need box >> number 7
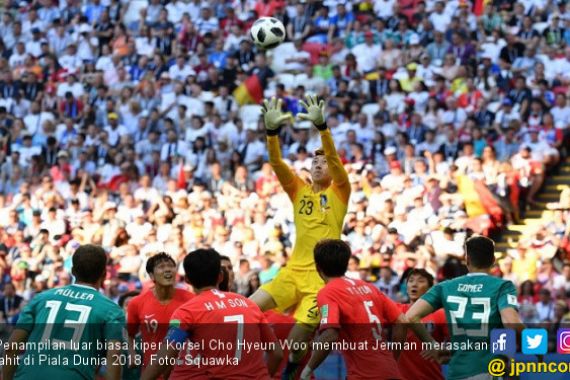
[224,314,244,361]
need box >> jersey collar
[466,273,488,276]
[71,283,97,290]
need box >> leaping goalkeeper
[250,95,350,379]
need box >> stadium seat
[361,103,380,124]
[277,73,296,90]
[184,98,206,117]
[293,73,309,88]
[239,104,263,125]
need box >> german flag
[473,0,491,16]
[234,74,264,105]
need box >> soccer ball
[250,17,286,50]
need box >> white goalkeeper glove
[261,97,290,134]
[297,94,326,129]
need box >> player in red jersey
[141,248,283,380]
[397,269,448,380]
[127,253,194,369]
[300,239,407,380]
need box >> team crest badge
[321,305,329,318]
[320,194,328,208]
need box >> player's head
[183,249,223,290]
[119,290,140,314]
[72,244,107,287]
[219,255,234,292]
[406,269,434,302]
[310,149,331,186]
[465,235,495,270]
[314,239,351,281]
[146,252,177,287]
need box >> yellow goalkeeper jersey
[267,129,350,270]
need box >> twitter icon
[522,329,548,355]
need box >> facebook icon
[491,329,516,355]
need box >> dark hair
[406,268,434,288]
[183,249,221,289]
[219,264,230,291]
[72,244,107,284]
[314,239,351,277]
[118,290,140,308]
[218,255,233,291]
[465,235,495,269]
[519,280,535,296]
[146,252,176,275]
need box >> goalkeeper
[250,96,350,379]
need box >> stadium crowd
[0,0,568,333]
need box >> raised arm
[298,95,350,203]
[319,128,349,199]
[262,97,303,200]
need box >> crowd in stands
[0,0,569,330]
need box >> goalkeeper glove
[261,97,290,136]
[297,94,326,130]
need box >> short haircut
[465,235,495,269]
[314,239,351,277]
[183,249,221,289]
[219,255,232,291]
[72,244,107,284]
[118,290,140,308]
[406,268,434,288]
[314,148,325,156]
[146,252,176,275]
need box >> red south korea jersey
[127,288,194,366]
[168,289,278,380]
[317,277,403,380]
[397,303,448,380]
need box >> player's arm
[300,327,339,380]
[405,282,443,342]
[126,297,140,368]
[405,299,437,344]
[376,289,408,360]
[3,294,40,379]
[259,317,284,376]
[2,328,29,380]
[300,292,341,379]
[104,307,127,380]
[391,314,408,360]
[500,308,525,333]
[141,316,188,380]
[498,281,525,334]
[262,97,303,200]
[298,95,350,203]
[140,343,179,380]
[106,342,123,380]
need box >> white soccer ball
[250,17,286,50]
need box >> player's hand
[421,348,451,364]
[298,94,326,128]
[261,97,290,132]
[299,366,312,380]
